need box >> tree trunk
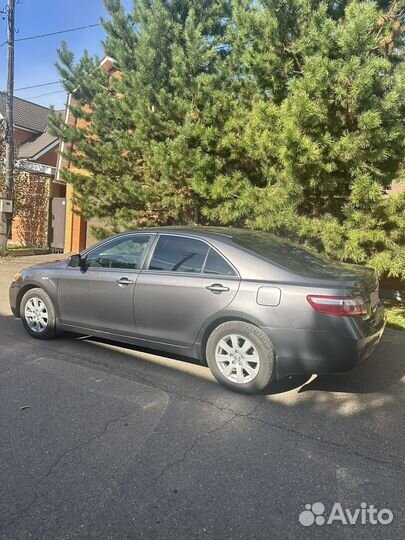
[193,203,200,225]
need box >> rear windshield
[230,230,342,276]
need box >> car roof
[125,226,237,242]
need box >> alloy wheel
[24,297,49,333]
[215,334,260,384]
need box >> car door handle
[206,283,230,294]
[116,277,134,286]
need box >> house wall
[38,148,58,167]
[4,103,63,248]
[388,180,405,195]
[14,127,36,146]
[50,181,66,198]
[64,182,87,253]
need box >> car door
[58,233,154,336]
[133,234,240,347]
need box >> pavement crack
[246,415,405,471]
[0,413,127,533]
[139,402,261,490]
[110,379,404,472]
[3,330,403,472]
[125,409,239,527]
[34,413,128,487]
[152,412,238,486]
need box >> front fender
[10,271,62,319]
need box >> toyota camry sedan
[9,227,386,393]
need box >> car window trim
[201,247,238,277]
[73,233,156,272]
[142,233,240,278]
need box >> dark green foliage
[50,0,405,279]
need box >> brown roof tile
[0,92,52,133]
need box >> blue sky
[0,0,132,110]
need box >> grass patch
[385,304,405,331]
[7,246,32,253]
[1,246,50,258]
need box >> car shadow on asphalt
[77,331,404,397]
[79,335,313,395]
[1,311,404,398]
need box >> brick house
[0,93,66,249]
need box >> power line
[16,23,100,42]
[15,80,61,91]
[0,22,100,47]
[25,89,66,99]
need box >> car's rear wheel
[206,321,275,394]
[21,288,57,340]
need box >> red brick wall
[14,128,35,146]
[38,148,58,167]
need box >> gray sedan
[9,227,386,393]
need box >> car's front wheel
[20,288,57,340]
[206,321,275,394]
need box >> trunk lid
[229,230,380,315]
[296,260,380,317]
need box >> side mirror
[67,254,83,268]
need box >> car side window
[85,235,152,270]
[148,236,209,273]
[203,248,237,276]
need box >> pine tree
[50,0,405,280]
[203,0,405,279]
[50,0,231,234]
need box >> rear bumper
[261,305,386,379]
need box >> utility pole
[0,0,15,256]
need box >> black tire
[206,320,275,394]
[20,288,57,340]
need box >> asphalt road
[0,254,404,540]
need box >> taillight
[306,295,367,317]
